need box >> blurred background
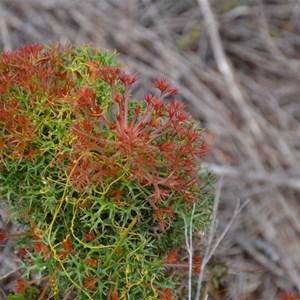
[1,0,300,299]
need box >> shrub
[0,44,213,299]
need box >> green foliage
[0,44,214,299]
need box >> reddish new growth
[18,248,28,258]
[69,65,206,230]
[281,293,300,300]
[0,44,74,162]
[60,236,73,258]
[193,255,202,275]
[34,241,51,260]
[109,290,119,300]
[157,288,173,300]
[0,228,6,241]
[84,231,96,242]
[163,250,178,263]
[85,258,97,267]
[15,278,26,294]
[84,277,96,291]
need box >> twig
[195,176,223,300]
[197,0,262,138]
[195,178,245,300]
[200,163,300,191]
[0,267,21,281]
[206,198,241,263]
[183,202,196,300]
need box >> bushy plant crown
[0,44,213,299]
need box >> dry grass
[1,0,300,299]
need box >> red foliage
[157,288,173,300]
[60,236,73,258]
[108,188,125,202]
[85,231,96,242]
[115,248,122,256]
[0,44,74,161]
[163,250,178,263]
[84,277,96,291]
[154,79,179,95]
[119,72,138,89]
[15,278,26,294]
[34,241,51,260]
[69,64,206,230]
[110,291,119,300]
[0,228,6,241]
[193,255,202,275]
[281,293,300,300]
[97,65,121,87]
[17,248,28,258]
[85,258,97,267]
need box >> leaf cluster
[0,44,214,299]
